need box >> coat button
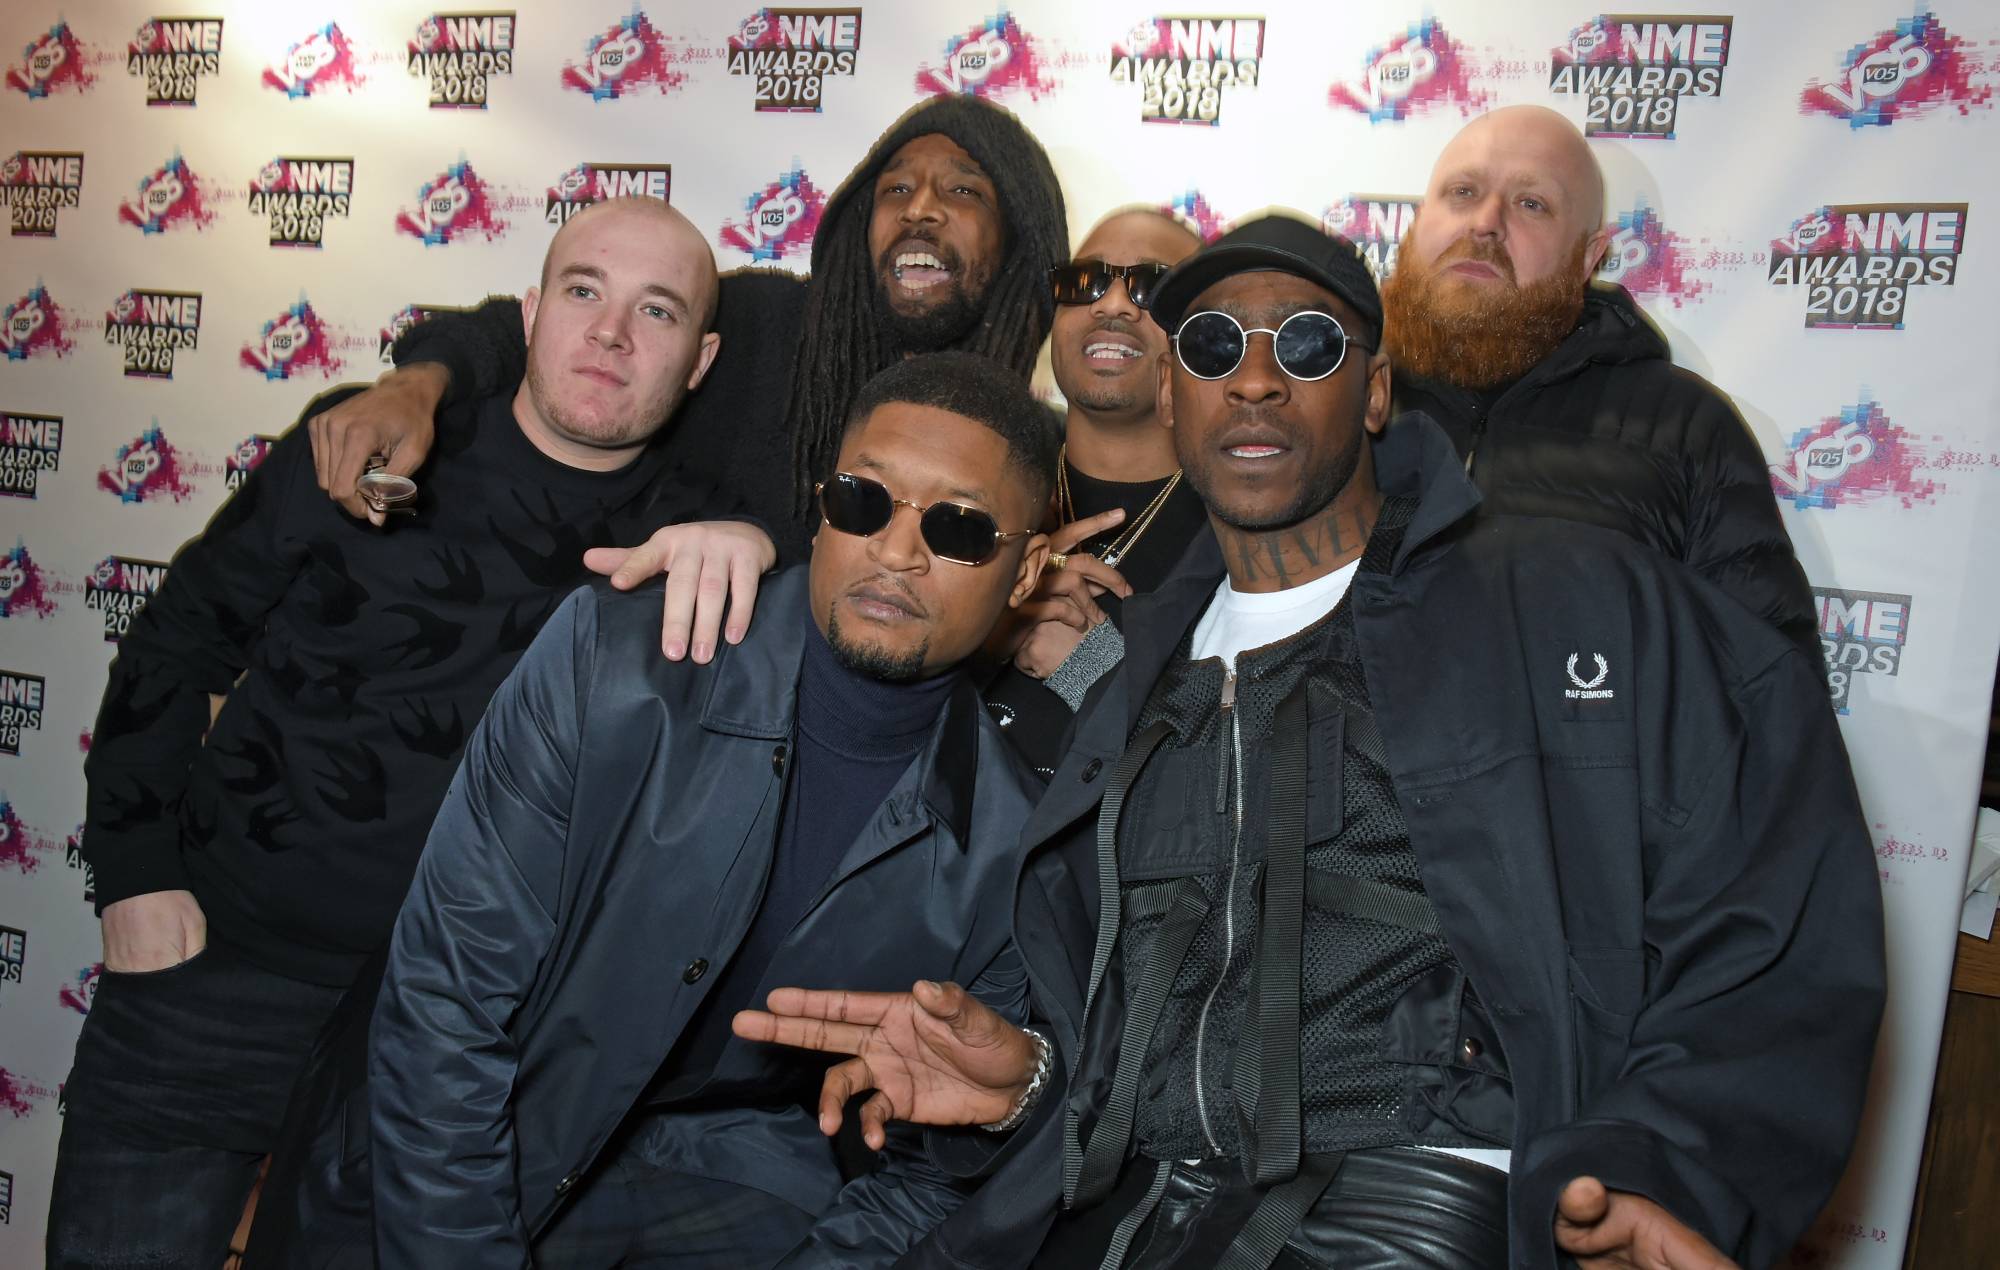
[683,959,709,984]
[772,744,788,775]
[555,1172,578,1196]
[1080,759,1103,782]
[1460,1037,1484,1061]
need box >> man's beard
[826,607,930,682]
[1380,232,1591,390]
[871,237,993,354]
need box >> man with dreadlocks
[310,95,1069,601]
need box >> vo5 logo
[1819,34,1931,113]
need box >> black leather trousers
[1037,1146,1509,1270]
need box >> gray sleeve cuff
[1044,619,1126,712]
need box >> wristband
[979,1027,1053,1133]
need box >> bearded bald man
[1382,105,1817,662]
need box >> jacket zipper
[1191,667,1240,1157]
[1462,395,1489,477]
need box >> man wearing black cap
[734,216,1884,1270]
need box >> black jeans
[46,942,345,1269]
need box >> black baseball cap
[1147,213,1383,335]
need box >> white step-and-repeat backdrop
[2,2,1997,1263]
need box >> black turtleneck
[657,609,960,1098]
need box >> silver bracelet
[979,1027,1053,1133]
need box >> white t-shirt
[1186,559,1513,1177]
[1189,560,1361,669]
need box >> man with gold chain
[983,209,1209,777]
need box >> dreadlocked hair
[785,95,1069,517]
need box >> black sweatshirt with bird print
[82,388,718,986]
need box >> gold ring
[1047,551,1068,572]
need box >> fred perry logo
[1565,652,1614,700]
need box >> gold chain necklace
[1056,443,1184,569]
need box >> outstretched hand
[1554,1177,1739,1270]
[582,520,776,662]
[732,979,1039,1149]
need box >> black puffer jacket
[1392,284,1817,661]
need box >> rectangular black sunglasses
[816,472,1031,565]
[1049,260,1171,310]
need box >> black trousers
[45,942,345,1270]
[1037,1146,1510,1270]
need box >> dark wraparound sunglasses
[1171,309,1373,382]
[816,472,1032,566]
[1049,260,1171,311]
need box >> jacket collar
[698,565,980,849]
[1371,409,1484,573]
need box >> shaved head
[1382,107,1611,389]
[1078,207,1201,259]
[540,197,720,330]
[516,195,724,470]
[1437,106,1604,240]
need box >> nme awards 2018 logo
[1803,8,1992,129]
[409,11,515,109]
[85,556,168,642]
[916,13,1060,101]
[562,11,689,100]
[8,21,96,98]
[66,824,94,904]
[226,434,277,490]
[1768,203,1965,328]
[1327,19,1488,121]
[0,542,58,621]
[3,151,83,237]
[546,163,670,224]
[721,164,824,262]
[118,154,218,235]
[729,9,862,112]
[396,161,507,246]
[1814,587,1910,713]
[1772,396,1938,510]
[0,927,24,989]
[99,424,199,503]
[248,157,354,247]
[240,300,344,380]
[1550,14,1729,138]
[1322,196,1417,278]
[1,412,62,500]
[105,290,202,379]
[1597,199,1706,306]
[0,670,45,756]
[263,23,365,98]
[2,285,76,361]
[128,17,223,106]
[1112,18,1263,125]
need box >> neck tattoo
[1218,496,1380,592]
